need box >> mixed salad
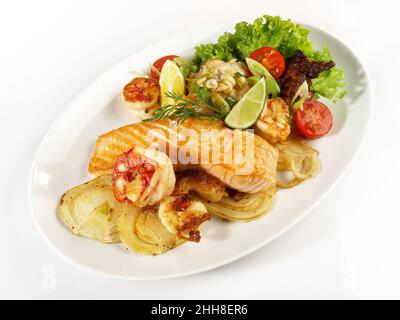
[129,15,346,140]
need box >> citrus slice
[159,60,185,106]
[246,57,280,97]
[224,77,267,129]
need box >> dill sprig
[144,88,229,124]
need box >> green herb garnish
[234,71,245,77]
[225,96,237,107]
[144,88,228,124]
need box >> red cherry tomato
[249,47,286,79]
[150,55,178,80]
[295,100,333,139]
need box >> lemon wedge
[159,60,185,106]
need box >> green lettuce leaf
[194,33,235,63]
[311,68,347,102]
[230,16,315,59]
[193,15,346,102]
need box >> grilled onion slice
[276,138,320,188]
[192,189,276,222]
[58,175,121,243]
[118,204,183,255]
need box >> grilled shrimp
[173,170,227,202]
[121,77,160,119]
[255,98,291,144]
[158,195,211,242]
[112,146,175,207]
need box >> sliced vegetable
[191,189,276,222]
[58,175,121,243]
[295,100,333,139]
[291,80,309,111]
[245,58,280,97]
[249,46,285,79]
[150,55,178,80]
[212,92,231,114]
[277,139,320,188]
[118,204,183,255]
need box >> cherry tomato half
[295,100,333,139]
[249,47,286,79]
[150,55,178,80]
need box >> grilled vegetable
[276,138,320,188]
[58,175,121,243]
[191,189,276,222]
[118,204,183,255]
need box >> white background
[1,0,399,299]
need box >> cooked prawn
[255,97,291,144]
[158,195,211,242]
[112,146,175,207]
[122,77,160,118]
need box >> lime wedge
[245,57,280,97]
[224,77,266,129]
[159,60,185,106]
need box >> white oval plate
[30,23,370,280]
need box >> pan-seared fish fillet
[89,118,278,193]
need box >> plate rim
[29,21,372,280]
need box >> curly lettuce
[311,68,347,102]
[193,33,235,63]
[194,15,346,102]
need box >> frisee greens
[194,15,346,102]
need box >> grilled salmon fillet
[88,118,278,193]
[173,170,228,202]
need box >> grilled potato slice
[58,175,121,243]
[118,204,183,255]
